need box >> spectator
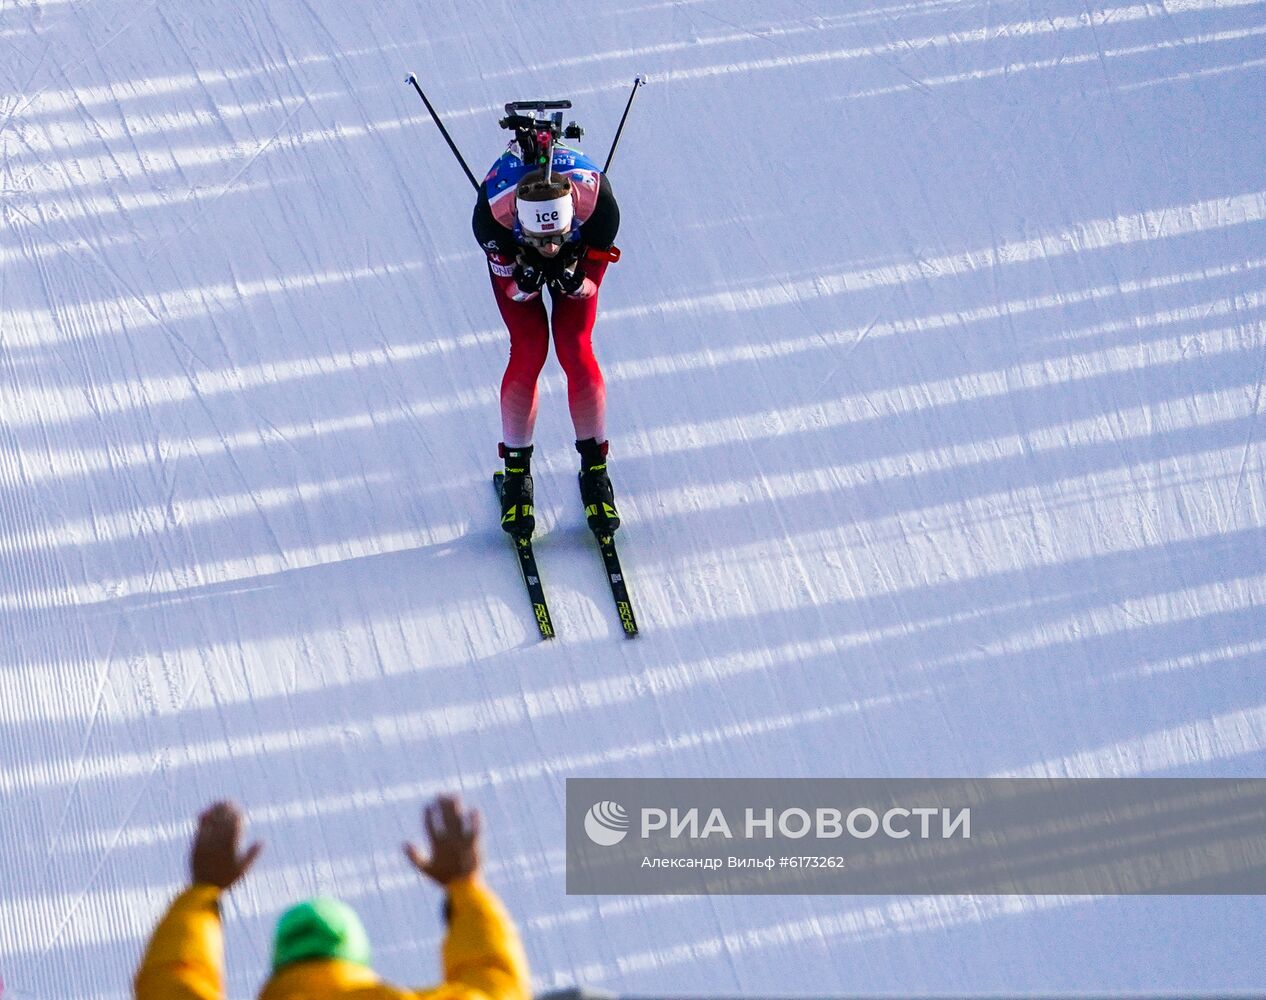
[135,795,530,1000]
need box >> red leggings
[491,260,609,447]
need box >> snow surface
[3,0,1266,996]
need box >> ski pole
[404,72,478,191]
[603,76,645,175]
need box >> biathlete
[473,137,622,539]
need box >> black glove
[512,258,545,297]
[546,261,586,297]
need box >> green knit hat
[272,898,372,971]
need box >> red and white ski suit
[472,144,620,448]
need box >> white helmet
[516,171,574,246]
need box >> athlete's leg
[550,260,610,443]
[490,268,550,447]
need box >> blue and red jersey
[472,142,619,259]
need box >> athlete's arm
[578,174,620,251]
[472,183,520,257]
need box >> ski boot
[499,443,535,538]
[577,437,620,535]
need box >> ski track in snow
[2,0,1266,995]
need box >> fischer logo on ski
[592,531,639,638]
[494,472,556,641]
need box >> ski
[494,470,637,639]
[592,530,639,637]
[493,472,555,640]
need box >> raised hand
[403,794,482,886]
[190,801,263,891]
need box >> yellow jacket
[134,876,531,1000]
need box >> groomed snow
[3,0,1265,996]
